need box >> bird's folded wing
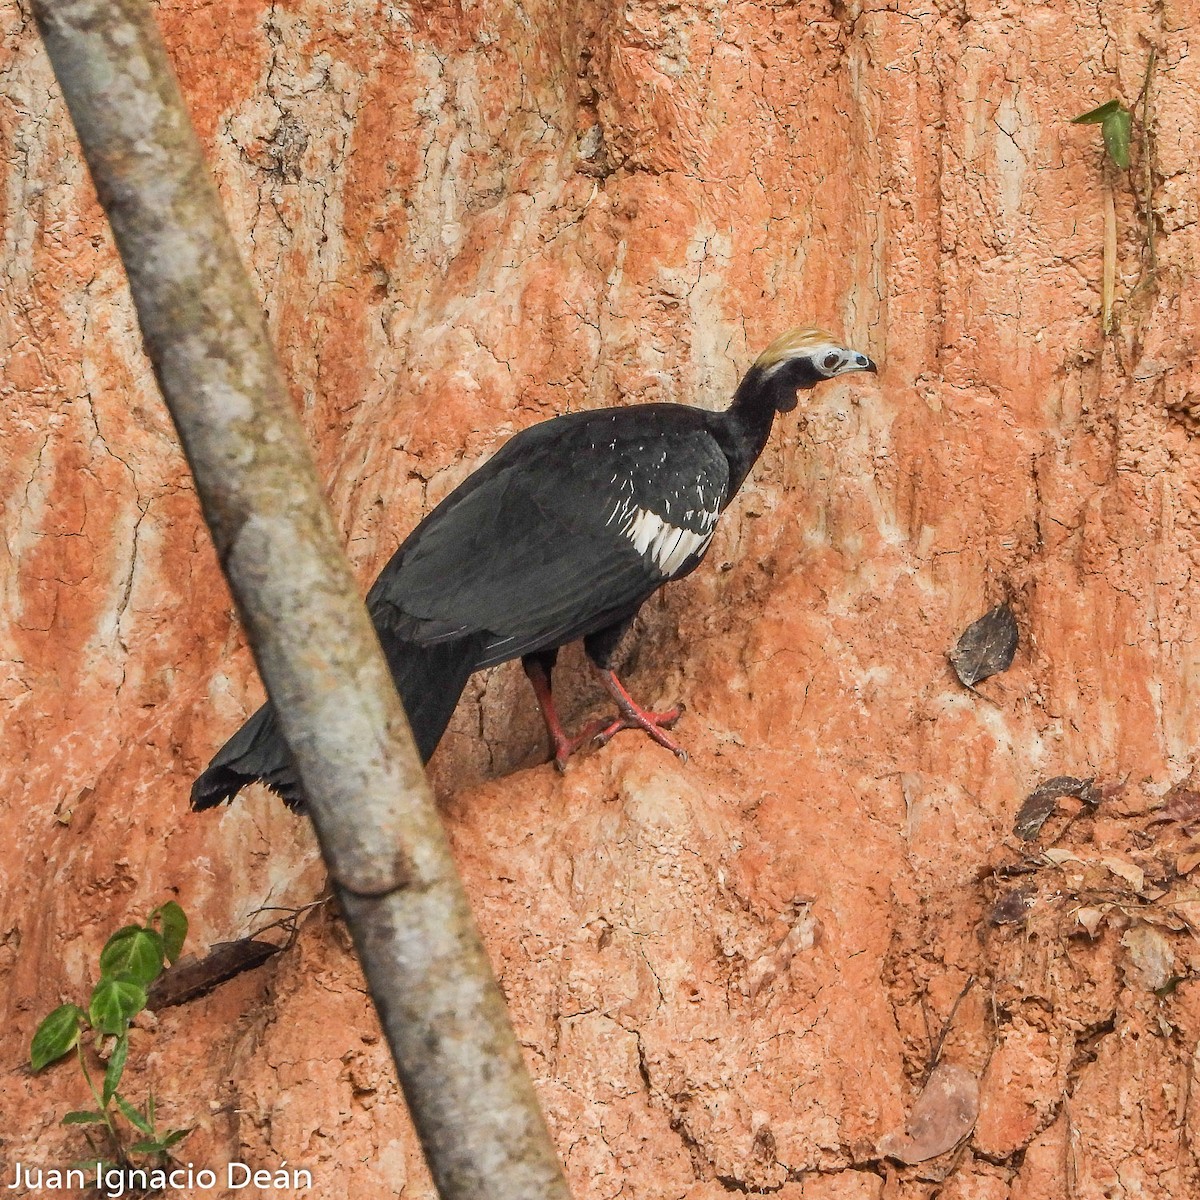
[366,423,728,655]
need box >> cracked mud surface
[3,0,1200,1195]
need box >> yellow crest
[752,327,837,370]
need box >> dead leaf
[1121,922,1175,991]
[1178,844,1200,876]
[877,1062,979,1164]
[1043,848,1083,866]
[1012,776,1096,841]
[949,604,1019,688]
[1149,788,1200,831]
[146,939,283,1009]
[1133,907,1187,933]
[1170,897,1200,933]
[989,884,1035,925]
[1101,856,1146,893]
[1075,906,1108,937]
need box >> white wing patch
[608,502,717,576]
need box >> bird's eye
[822,353,841,370]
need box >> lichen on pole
[28,2,571,1197]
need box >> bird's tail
[190,634,485,811]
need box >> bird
[191,328,877,810]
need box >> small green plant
[1070,53,1160,333]
[30,902,192,1172]
[1072,98,1133,169]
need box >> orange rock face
[3,0,1200,1196]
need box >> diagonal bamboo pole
[29,3,571,1197]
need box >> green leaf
[99,926,165,987]
[129,1139,167,1155]
[102,1034,129,1105]
[31,1004,85,1070]
[114,1092,154,1136]
[151,902,188,965]
[61,1110,107,1126]
[161,1128,191,1149]
[1072,98,1124,124]
[1102,108,1132,169]
[89,978,146,1035]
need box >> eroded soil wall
[3,0,1200,1195]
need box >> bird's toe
[589,705,688,760]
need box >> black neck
[711,365,796,500]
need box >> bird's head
[743,327,878,412]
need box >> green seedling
[1072,98,1132,170]
[30,902,192,1170]
[1071,98,1135,331]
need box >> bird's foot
[590,702,687,762]
[587,667,690,763]
[549,705,685,771]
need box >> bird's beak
[850,351,877,374]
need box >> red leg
[587,668,687,762]
[524,657,596,773]
[526,658,687,768]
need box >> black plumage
[192,328,876,810]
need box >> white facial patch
[759,341,848,381]
[610,504,717,576]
